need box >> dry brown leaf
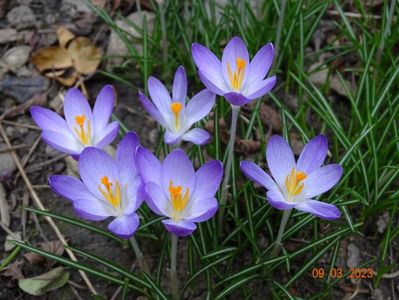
[2,260,24,280]
[31,47,72,72]
[244,102,281,132]
[56,27,75,49]
[67,37,101,74]
[24,241,64,266]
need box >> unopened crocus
[240,135,343,220]
[139,66,215,145]
[192,36,276,106]
[31,85,119,156]
[136,148,223,236]
[49,132,143,238]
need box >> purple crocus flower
[136,148,223,236]
[240,135,343,220]
[31,85,119,156]
[139,66,215,145]
[48,132,144,239]
[192,36,276,106]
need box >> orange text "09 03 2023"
[311,268,374,279]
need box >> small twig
[21,190,29,238]
[14,136,41,184]
[69,283,84,300]
[25,154,67,174]
[327,10,383,20]
[0,120,39,131]
[110,262,137,300]
[31,185,50,190]
[31,212,48,242]
[0,144,31,153]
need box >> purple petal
[74,208,108,221]
[93,85,114,138]
[41,130,82,155]
[295,200,341,220]
[161,149,196,196]
[123,175,145,214]
[94,121,119,149]
[185,89,215,126]
[191,43,228,94]
[240,160,277,190]
[191,160,223,200]
[116,132,140,181]
[146,182,168,216]
[48,175,91,202]
[162,219,197,236]
[247,43,274,83]
[223,92,251,106]
[139,91,168,128]
[303,164,343,199]
[266,135,295,189]
[181,128,210,145]
[108,213,139,239]
[185,197,218,222]
[221,37,250,91]
[245,76,276,100]
[164,131,182,145]
[296,135,328,174]
[78,147,120,199]
[148,76,172,120]
[136,147,161,185]
[172,66,187,106]
[267,189,296,210]
[30,106,74,139]
[73,197,113,219]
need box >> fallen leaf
[31,47,72,72]
[2,260,24,280]
[67,37,101,74]
[56,27,75,49]
[244,102,281,132]
[18,266,70,296]
[24,241,64,266]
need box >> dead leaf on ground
[243,102,281,132]
[2,260,24,280]
[24,241,64,266]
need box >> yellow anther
[170,102,183,129]
[169,181,189,220]
[285,168,307,197]
[98,176,121,208]
[75,115,85,127]
[73,114,91,146]
[101,176,112,192]
[227,57,246,91]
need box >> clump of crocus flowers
[31,36,343,300]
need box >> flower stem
[271,209,292,257]
[170,234,180,300]
[129,236,150,274]
[218,105,240,235]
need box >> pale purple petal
[184,197,218,222]
[162,219,197,236]
[267,189,296,210]
[74,208,108,221]
[30,106,74,139]
[240,160,277,190]
[247,43,274,83]
[93,85,114,138]
[148,76,172,120]
[146,182,168,216]
[198,70,226,95]
[94,121,119,148]
[185,89,215,126]
[41,130,82,155]
[224,92,251,106]
[181,128,210,145]
[295,200,340,220]
[191,160,223,200]
[266,135,295,189]
[108,213,139,239]
[164,131,182,145]
[296,135,328,174]
[73,197,113,219]
[245,76,276,100]
[172,66,187,106]
[116,132,140,183]
[302,164,343,199]
[139,91,168,128]
[136,147,161,185]
[123,175,145,214]
[48,175,91,202]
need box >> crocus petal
[295,200,341,220]
[303,164,343,199]
[94,121,119,149]
[164,131,183,145]
[93,85,114,138]
[267,189,296,210]
[161,149,196,195]
[148,76,172,121]
[41,130,82,154]
[221,37,250,90]
[30,106,74,139]
[123,176,145,214]
[223,92,251,106]
[74,208,108,221]
[192,43,228,94]
[162,219,197,236]
[136,147,161,185]
[172,66,187,106]
[116,132,140,183]
[184,197,218,222]
[74,197,113,219]
[240,161,277,190]
[181,128,210,145]
[48,175,91,202]
[296,135,328,174]
[108,213,140,239]
[78,147,120,199]
[245,76,276,100]
[266,135,295,189]
[247,42,274,83]
[191,160,223,200]
[185,89,215,126]
[139,91,168,128]
[146,182,169,216]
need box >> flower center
[168,180,189,221]
[74,114,91,146]
[98,175,121,208]
[285,168,307,197]
[227,57,246,91]
[170,102,182,130]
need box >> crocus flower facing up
[192,36,276,106]
[139,66,216,145]
[240,135,343,220]
[136,148,223,236]
[48,132,144,238]
[31,85,119,156]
